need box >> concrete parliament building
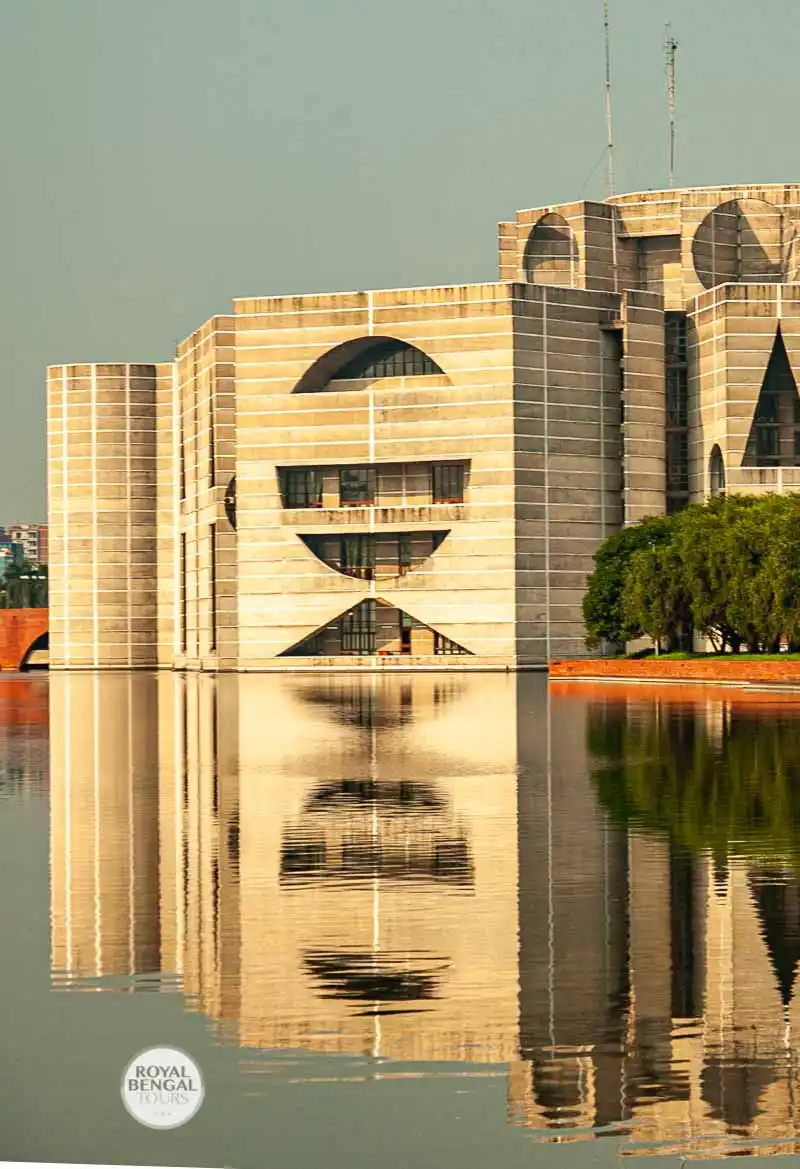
[47,183,800,670]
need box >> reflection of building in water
[142,672,519,1062]
[0,677,49,799]
[49,674,160,982]
[511,687,630,1133]
[227,674,519,1062]
[48,676,800,1156]
[509,687,800,1158]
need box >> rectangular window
[339,535,375,580]
[758,393,780,424]
[209,396,215,487]
[431,463,465,504]
[666,432,689,491]
[434,631,463,655]
[285,468,323,508]
[209,523,217,654]
[195,539,201,660]
[180,410,186,502]
[398,534,412,575]
[211,689,219,819]
[664,312,688,365]
[756,425,781,464]
[666,369,688,428]
[667,494,688,515]
[399,610,412,654]
[341,601,376,654]
[180,533,187,653]
[339,467,376,506]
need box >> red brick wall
[0,609,49,672]
[549,657,800,685]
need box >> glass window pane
[285,468,322,507]
[432,463,465,503]
[666,370,688,427]
[757,393,780,423]
[332,341,441,381]
[339,468,376,506]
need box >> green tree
[745,494,800,651]
[582,516,674,650]
[623,542,692,653]
[583,491,800,656]
[670,496,763,652]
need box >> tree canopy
[583,494,800,654]
[581,516,673,648]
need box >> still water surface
[2,672,800,1165]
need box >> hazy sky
[3,0,800,521]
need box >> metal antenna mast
[665,24,678,187]
[603,0,615,197]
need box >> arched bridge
[0,609,49,672]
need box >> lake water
[2,672,800,1166]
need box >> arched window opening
[709,445,726,497]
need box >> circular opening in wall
[224,476,236,530]
[692,199,785,289]
[522,213,577,286]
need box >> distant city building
[2,523,47,565]
[0,541,16,581]
[46,182,800,670]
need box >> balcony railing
[281,503,466,528]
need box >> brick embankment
[549,657,800,688]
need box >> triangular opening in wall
[280,598,472,657]
[741,327,800,467]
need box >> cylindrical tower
[47,361,170,668]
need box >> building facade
[47,183,800,671]
[2,523,48,566]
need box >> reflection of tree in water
[589,704,800,864]
[589,702,800,1025]
[295,679,463,730]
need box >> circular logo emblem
[121,1046,204,1129]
